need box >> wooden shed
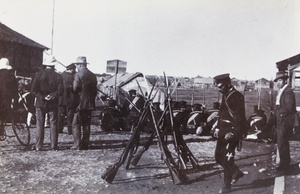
[0,22,48,77]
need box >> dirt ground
[0,124,279,194]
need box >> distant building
[194,76,214,88]
[255,78,271,89]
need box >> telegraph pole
[51,0,55,54]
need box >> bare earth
[0,125,283,194]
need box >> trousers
[35,107,58,149]
[215,138,239,185]
[72,109,92,149]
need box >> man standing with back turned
[274,71,296,171]
[213,73,246,193]
[71,56,97,150]
[31,55,63,151]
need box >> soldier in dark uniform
[213,73,246,193]
[247,105,267,134]
[58,64,76,135]
[121,89,144,131]
[173,100,189,134]
[274,71,296,171]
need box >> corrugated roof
[0,22,48,49]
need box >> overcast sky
[1,0,300,80]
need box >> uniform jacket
[275,85,296,129]
[73,67,97,110]
[218,87,246,139]
[31,68,63,109]
[59,71,76,107]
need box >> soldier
[121,89,144,131]
[274,71,296,171]
[71,56,97,150]
[213,73,246,193]
[58,64,76,135]
[31,55,63,151]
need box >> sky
[1,0,300,81]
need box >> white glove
[213,128,219,138]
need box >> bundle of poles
[101,73,199,185]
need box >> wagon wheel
[11,116,30,146]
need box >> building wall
[0,41,44,77]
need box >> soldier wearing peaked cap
[121,89,145,131]
[213,73,246,193]
[274,71,296,171]
[58,63,77,135]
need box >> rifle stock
[149,105,188,184]
[101,163,120,184]
[101,125,140,183]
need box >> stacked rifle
[101,73,199,185]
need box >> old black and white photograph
[0,0,300,193]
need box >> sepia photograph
[0,0,299,193]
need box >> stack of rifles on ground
[101,73,199,185]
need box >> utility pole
[51,0,55,54]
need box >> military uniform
[214,73,246,193]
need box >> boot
[231,170,244,184]
[219,184,231,193]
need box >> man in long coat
[71,56,97,150]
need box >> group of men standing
[31,55,97,151]
[0,54,297,193]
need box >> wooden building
[0,22,48,77]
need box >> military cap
[193,103,203,111]
[128,89,137,94]
[66,63,76,70]
[213,73,230,83]
[274,71,289,82]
